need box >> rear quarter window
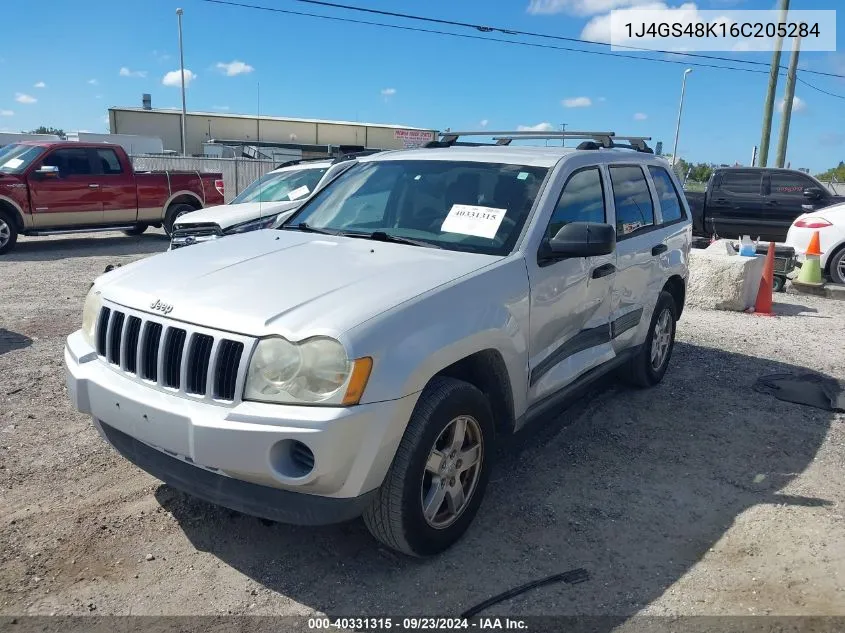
[648,165,686,224]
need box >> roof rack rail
[427,130,653,153]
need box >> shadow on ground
[772,302,822,317]
[0,329,33,356]
[156,342,835,624]
[8,233,169,262]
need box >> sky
[1,0,844,173]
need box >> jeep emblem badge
[150,299,174,315]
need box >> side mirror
[540,222,616,262]
[803,187,824,201]
[33,165,60,179]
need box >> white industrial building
[108,99,438,158]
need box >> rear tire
[0,211,18,255]
[828,246,845,285]
[122,223,148,236]
[163,203,196,237]
[620,290,677,388]
[363,376,494,557]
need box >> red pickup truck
[0,141,224,254]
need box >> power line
[286,0,845,80]
[199,0,775,76]
[797,76,845,100]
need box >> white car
[785,202,845,284]
[65,130,690,556]
[169,157,360,249]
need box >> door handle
[88,184,100,188]
[715,198,729,203]
[591,263,616,279]
[765,200,778,206]
[651,244,668,256]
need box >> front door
[28,147,102,228]
[762,171,823,241]
[606,164,664,354]
[525,164,616,406]
[93,147,138,225]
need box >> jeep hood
[174,200,302,230]
[97,230,498,337]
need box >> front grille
[94,306,249,403]
[170,224,223,250]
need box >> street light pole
[671,68,692,168]
[176,8,188,156]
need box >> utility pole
[775,36,801,168]
[758,0,790,168]
[176,8,188,156]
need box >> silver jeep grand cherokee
[64,130,691,557]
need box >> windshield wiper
[282,222,341,235]
[351,231,442,249]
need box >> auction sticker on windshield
[2,158,24,169]
[288,185,310,200]
[441,204,506,239]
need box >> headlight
[226,215,278,235]
[244,336,372,406]
[81,286,103,347]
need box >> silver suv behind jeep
[64,130,691,557]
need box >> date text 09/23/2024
[307,617,528,630]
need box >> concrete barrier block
[688,250,766,311]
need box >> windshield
[284,160,549,256]
[231,167,328,204]
[0,144,46,175]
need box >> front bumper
[64,330,418,524]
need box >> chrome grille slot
[123,317,142,373]
[96,307,111,356]
[107,311,125,365]
[214,340,244,401]
[140,322,163,381]
[162,328,187,389]
[186,334,214,395]
[93,304,252,406]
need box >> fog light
[269,439,315,479]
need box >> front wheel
[0,211,18,255]
[363,377,494,557]
[620,290,677,388]
[829,246,845,285]
[122,223,148,236]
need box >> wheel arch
[662,275,686,320]
[164,191,203,212]
[0,196,26,231]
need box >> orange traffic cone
[807,230,822,256]
[753,241,776,316]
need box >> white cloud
[162,69,196,87]
[119,67,148,78]
[0,109,13,116]
[88,79,98,85]
[517,122,555,132]
[381,87,397,97]
[480,119,489,128]
[527,0,655,17]
[778,95,806,114]
[634,112,648,120]
[562,96,592,108]
[212,105,230,111]
[216,60,254,76]
[581,2,704,45]
[33,81,46,89]
[15,93,37,104]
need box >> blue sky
[2,0,844,173]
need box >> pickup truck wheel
[829,246,845,285]
[122,223,148,236]
[0,212,18,255]
[164,204,196,237]
[620,290,677,388]
[363,376,493,557]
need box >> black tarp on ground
[754,373,845,412]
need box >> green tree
[25,126,66,139]
[815,163,845,182]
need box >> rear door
[607,164,663,354]
[525,160,616,405]
[28,147,102,228]
[706,170,764,238]
[93,147,138,225]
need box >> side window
[719,170,761,195]
[770,172,811,197]
[609,165,655,237]
[41,148,92,176]
[95,149,123,175]
[648,165,686,224]
[544,167,605,239]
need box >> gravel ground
[1,230,844,621]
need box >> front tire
[620,290,677,388]
[363,377,494,557]
[122,223,148,236]
[0,211,18,255]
